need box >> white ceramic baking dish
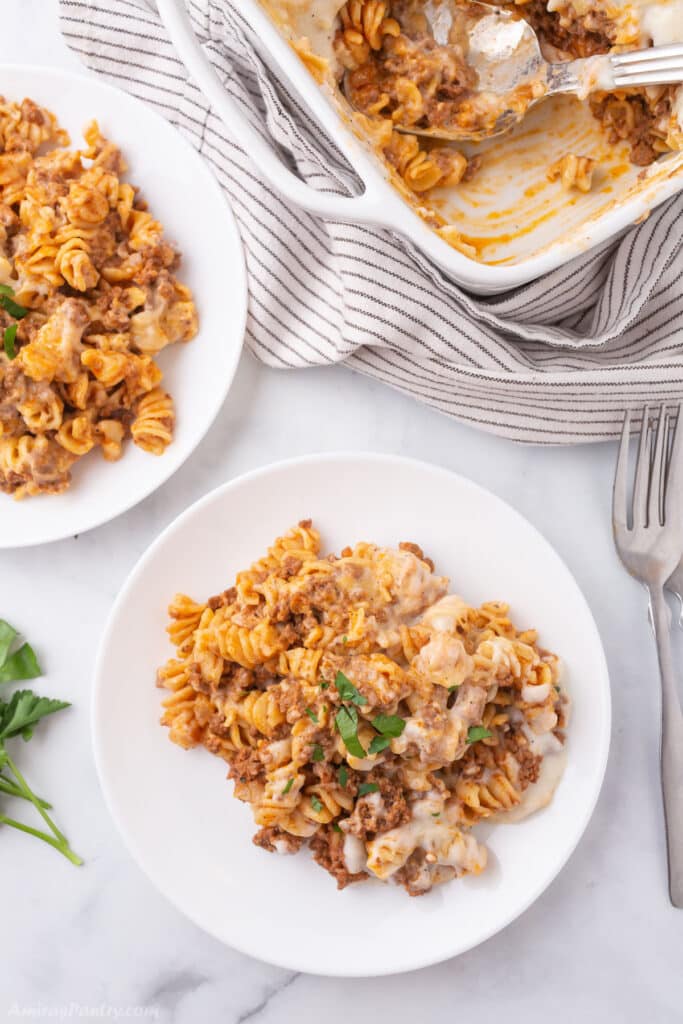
[157,0,683,294]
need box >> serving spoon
[344,0,683,142]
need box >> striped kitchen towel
[59,0,683,443]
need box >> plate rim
[92,451,612,976]
[0,63,247,549]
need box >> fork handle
[649,585,683,907]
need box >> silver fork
[613,405,683,907]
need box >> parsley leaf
[342,635,348,644]
[371,714,405,738]
[334,671,368,706]
[0,620,18,667]
[3,323,17,360]
[448,684,459,693]
[466,725,493,744]
[0,284,15,296]
[310,795,323,813]
[0,294,27,319]
[335,705,366,758]
[332,822,343,833]
[304,707,319,724]
[337,764,348,788]
[282,777,294,795]
[0,691,69,742]
[358,782,379,796]
[311,743,324,762]
[319,680,329,690]
[0,643,42,685]
[368,735,390,755]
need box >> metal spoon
[344,0,683,142]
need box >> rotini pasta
[157,521,569,896]
[0,96,198,499]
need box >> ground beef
[253,827,305,855]
[504,733,541,788]
[278,554,303,579]
[393,849,457,896]
[309,828,368,889]
[393,849,431,896]
[345,775,410,839]
[208,587,236,610]
[590,93,665,166]
[275,677,308,721]
[228,747,265,783]
[514,0,614,57]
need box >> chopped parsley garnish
[3,323,17,360]
[310,795,323,813]
[337,765,348,788]
[0,284,15,296]
[334,671,367,706]
[342,635,348,644]
[448,684,459,693]
[334,704,366,758]
[371,714,405,738]
[368,735,390,755]
[282,778,294,795]
[304,707,319,724]
[358,782,379,796]
[0,293,27,320]
[466,725,493,744]
[431,812,440,817]
[332,822,343,833]
[319,680,329,690]
[311,743,324,762]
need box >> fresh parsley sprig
[0,621,82,865]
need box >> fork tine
[649,405,667,527]
[613,409,631,530]
[665,404,683,522]
[633,405,651,529]
[611,42,683,65]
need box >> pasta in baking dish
[261,0,683,252]
[0,97,198,499]
[157,521,569,895]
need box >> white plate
[93,454,611,977]
[1,66,247,548]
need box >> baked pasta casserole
[157,521,569,895]
[262,0,683,252]
[0,97,198,499]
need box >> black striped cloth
[59,0,683,442]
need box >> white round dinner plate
[1,66,246,548]
[93,454,611,977]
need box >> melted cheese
[365,794,488,879]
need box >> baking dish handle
[156,0,383,222]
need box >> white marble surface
[2,3,683,1021]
